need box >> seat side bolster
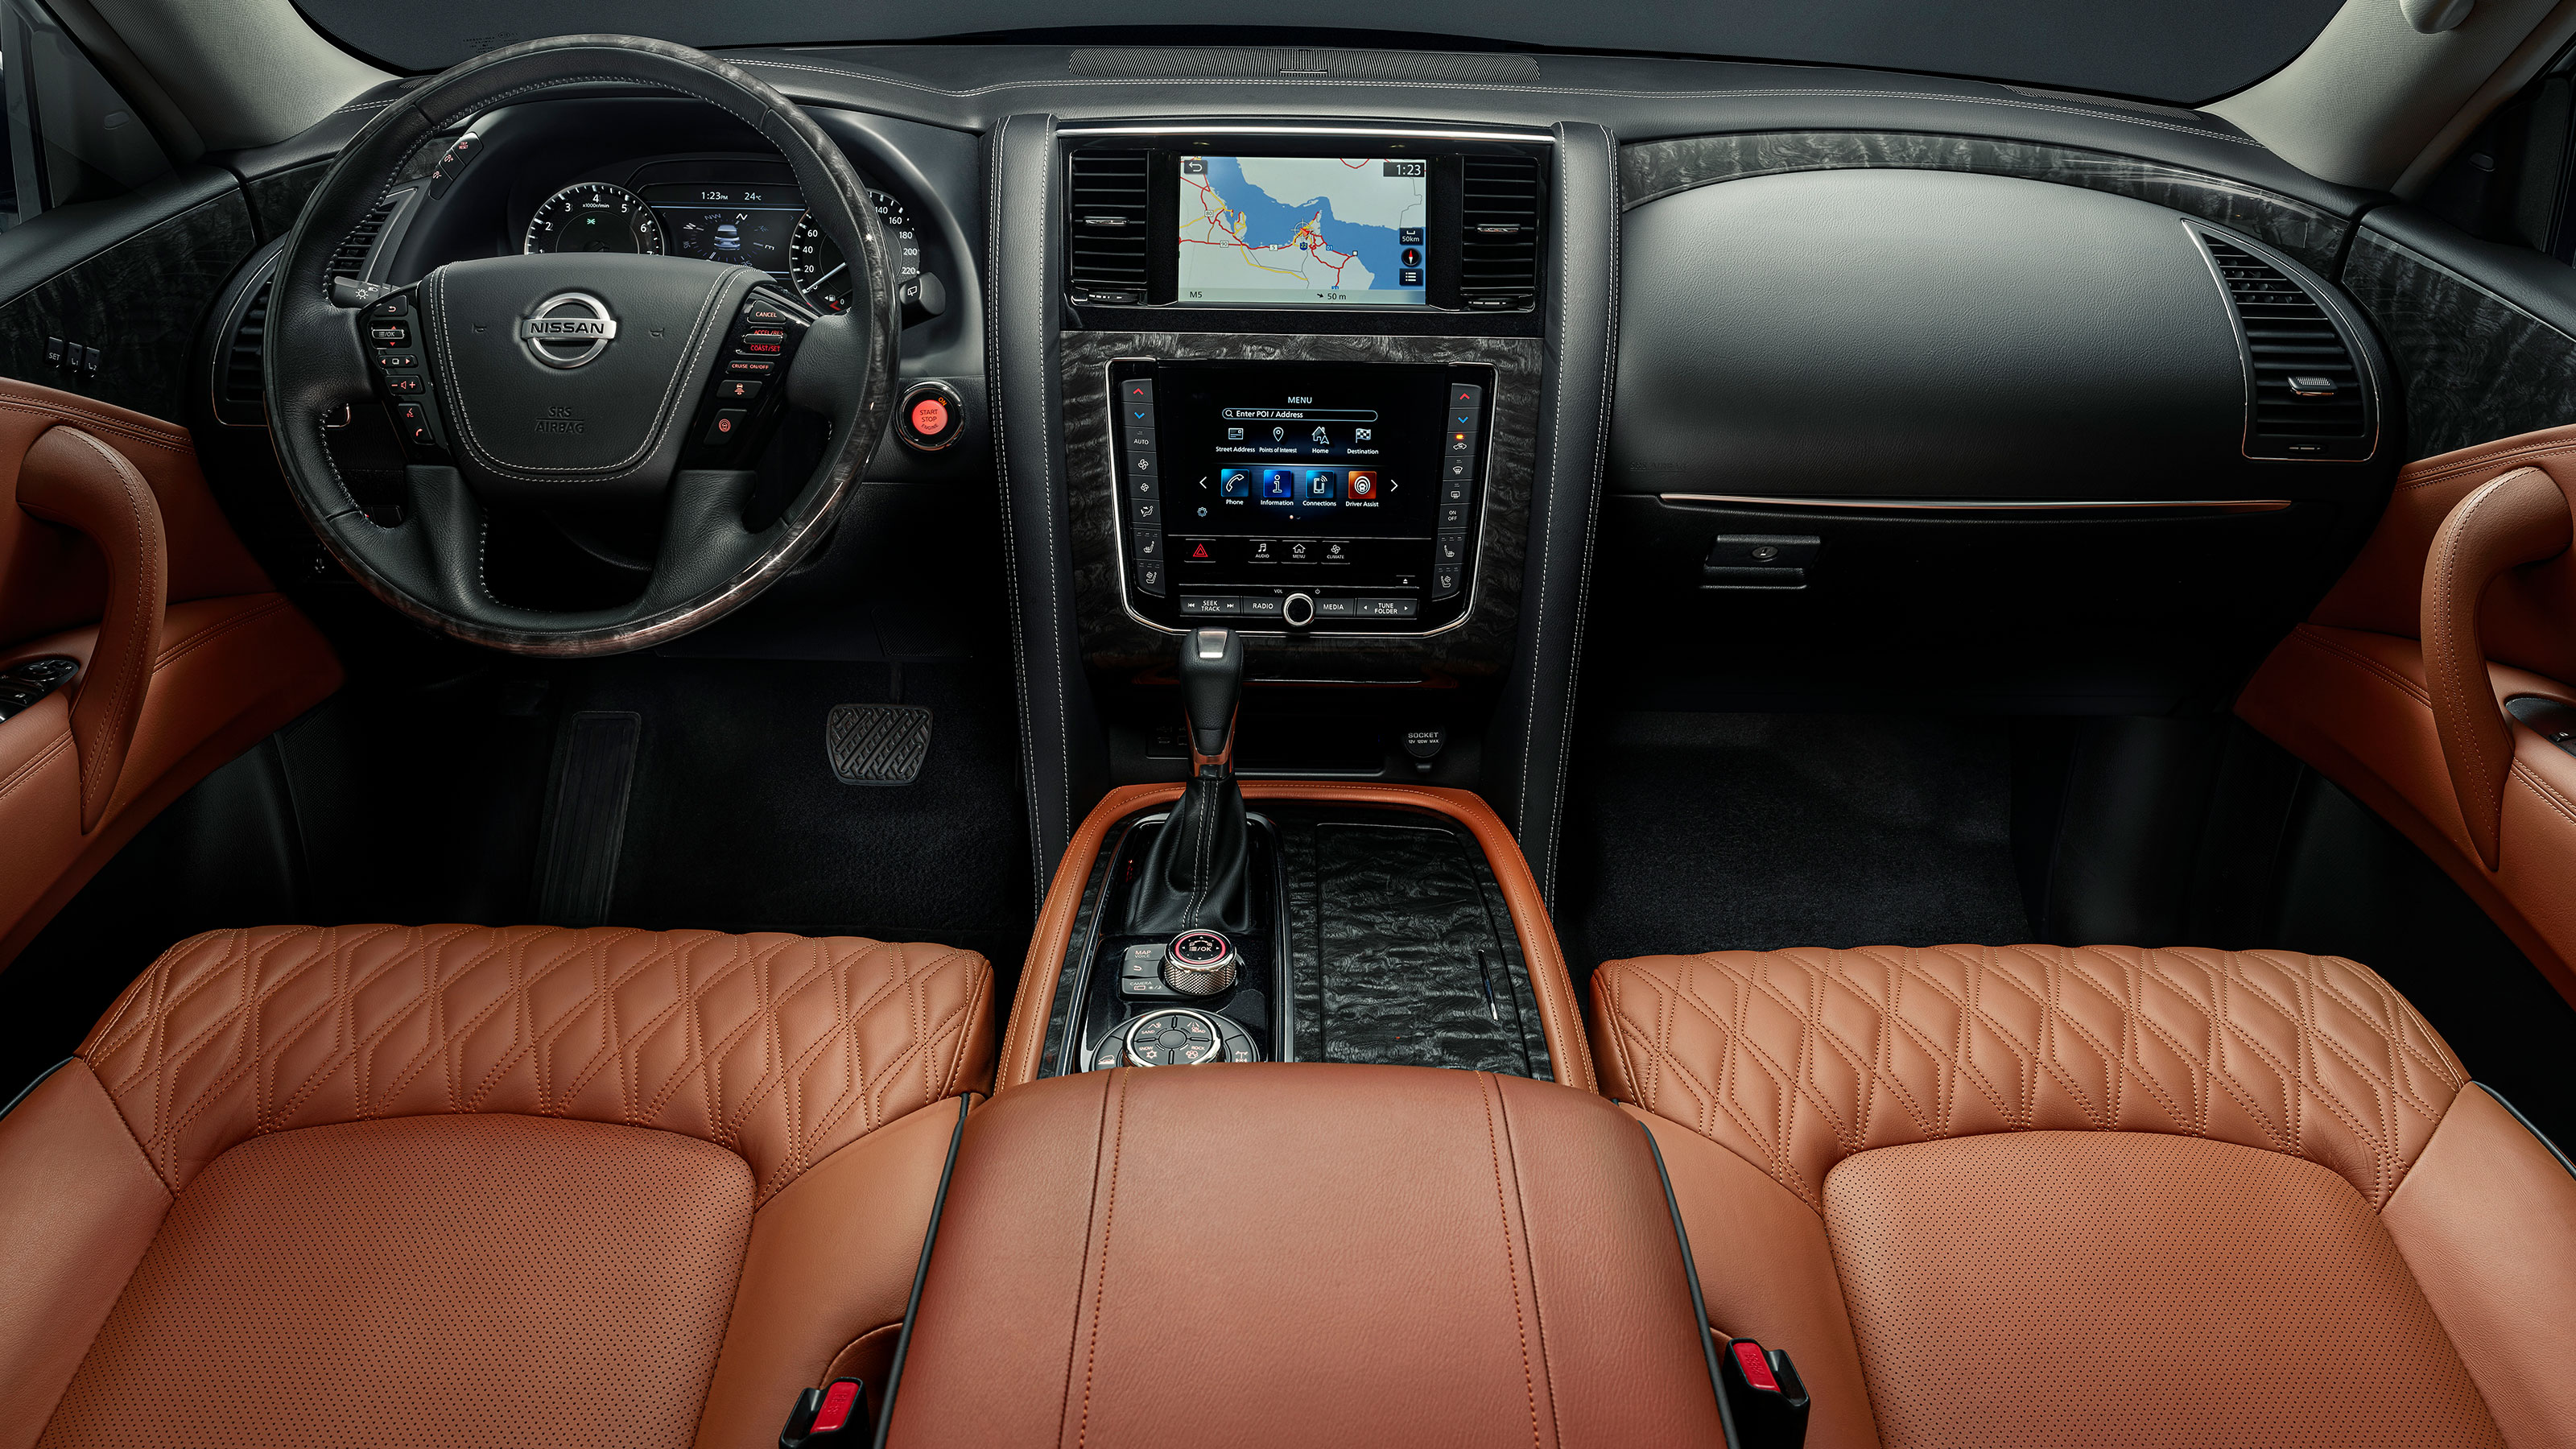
[1626,1106,1885,1449]
[2383,1087,2576,1449]
[0,1060,171,1449]
[690,1095,965,1449]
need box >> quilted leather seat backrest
[80,924,994,1201]
[1591,945,2467,1209]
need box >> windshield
[294,1,2339,106]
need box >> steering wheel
[264,35,896,655]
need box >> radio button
[1237,596,1284,617]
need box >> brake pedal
[826,703,932,786]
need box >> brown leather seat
[1592,944,2576,1449]
[0,923,994,1449]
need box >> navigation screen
[1176,156,1428,307]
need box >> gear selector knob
[1179,626,1245,772]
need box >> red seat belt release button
[777,1377,870,1447]
[1715,1337,1811,1447]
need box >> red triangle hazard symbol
[1190,543,1210,559]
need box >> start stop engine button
[894,379,965,452]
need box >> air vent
[328,200,397,284]
[2202,236,2371,460]
[1459,155,1542,311]
[1066,148,1150,305]
[214,275,272,425]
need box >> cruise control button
[726,359,776,378]
[742,302,791,327]
[702,408,749,445]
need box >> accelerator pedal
[827,703,933,786]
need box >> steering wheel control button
[893,379,966,452]
[714,378,762,404]
[1122,1008,1226,1067]
[703,409,749,446]
[724,358,776,378]
[1162,930,1238,997]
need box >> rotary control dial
[1122,1008,1226,1067]
[1162,928,1237,996]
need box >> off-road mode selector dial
[1122,1008,1226,1067]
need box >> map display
[1176,156,1429,307]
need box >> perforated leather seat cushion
[0,923,996,1449]
[1593,945,2576,1449]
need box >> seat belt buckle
[1718,1338,1810,1447]
[778,1377,870,1447]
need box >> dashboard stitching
[723,59,2257,142]
[426,266,733,480]
[988,114,1046,921]
[1550,125,1617,908]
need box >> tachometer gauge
[789,188,921,315]
[523,182,664,255]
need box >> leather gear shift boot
[1123,766,1253,935]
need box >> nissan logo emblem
[517,292,617,369]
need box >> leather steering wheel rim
[263,34,897,657]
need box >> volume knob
[1162,928,1238,996]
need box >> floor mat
[1558,712,2033,999]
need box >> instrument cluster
[521,164,922,317]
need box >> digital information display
[641,183,803,280]
[1175,156,1428,307]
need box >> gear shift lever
[1122,627,1253,936]
[1179,626,1245,772]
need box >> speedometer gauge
[789,188,921,315]
[524,182,664,256]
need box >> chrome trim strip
[1657,493,2296,513]
[1059,124,1556,142]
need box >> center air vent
[2199,234,2373,460]
[1066,148,1150,305]
[1458,155,1543,311]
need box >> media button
[1303,469,1341,500]
[1312,597,1358,618]
[1220,468,1254,498]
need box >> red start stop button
[895,381,964,452]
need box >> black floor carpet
[1557,712,2033,999]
